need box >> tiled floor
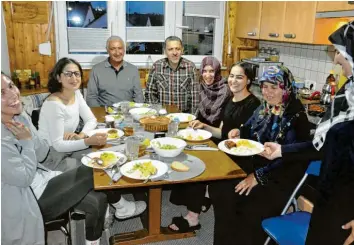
[47,190,214,245]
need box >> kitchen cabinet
[235,1,262,39]
[317,1,354,12]
[283,1,317,43]
[259,1,286,41]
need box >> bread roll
[171,161,190,172]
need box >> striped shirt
[145,58,199,113]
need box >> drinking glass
[125,136,140,161]
[167,120,179,137]
[120,101,130,115]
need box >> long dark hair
[48,57,83,93]
[229,62,255,90]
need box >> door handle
[247,32,256,36]
[269,33,279,38]
[284,33,296,39]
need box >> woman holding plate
[167,62,260,233]
[208,65,312,245]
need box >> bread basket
[139,116,170,132]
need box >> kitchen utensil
[82,154,103,166]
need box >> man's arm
[145,64,159,104]
[132,67,144,103]
[190,66,200,114]
[86,68,101,107]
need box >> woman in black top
[167,62,260,233]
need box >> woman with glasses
[37,57,106,172]
[209,65,312,245]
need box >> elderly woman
[167,62,260,233]
[195,56,232,127]
[208,65,312,245]
[262,21,354,245]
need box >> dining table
[91,105,246,245]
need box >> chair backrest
[280,160,322,215]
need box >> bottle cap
[329,70,334,74]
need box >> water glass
[167,120,179,137]
[120,101,130,115]
[125,136,140,161]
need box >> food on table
[140,110,156,116]
[141,138,151,147]
[127,161,157,177]
[171,161,190,172]
[225,140,237,149]
[142,103,149,107]
[185,134,205,141]
[107,107,116,114]
[308,104,325,113]
[235,139,256,148]
[90,152,117,168]
[112,114,123,120]
[107,129,119,139]
[187,115,193,121]
[129,102,135,107]
[153,141,178,150]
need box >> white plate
[129,108,157,121]
[113,101,150,108]
[177,129,212,142]
[81,151,127,169]
[87,128,124,141]
[218,139,264,156]
[120,159,168,180]
[166,113,196,123]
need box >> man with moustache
[145,36,199,113]
[86,36,144,107]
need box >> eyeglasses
[62,71,81,78]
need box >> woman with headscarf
[167,62,260,233]
[208,65,312,245]
[261,21,354,245]
[195,56,232,127]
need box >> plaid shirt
[145,58,199,114]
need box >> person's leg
[105,191,147,220]
[38,165,94,221]
[306,121,354,244]
[74,191,107,244]
[169,183,207,231]
[41,147,80,172]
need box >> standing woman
[261,21,354,245]
[38,58,106,171]
[195,56,231,127]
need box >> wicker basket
[139,116,170,132]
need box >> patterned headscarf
[250,65,303,143]
[197,57,231,125]
[313,21,354,150]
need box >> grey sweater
[1,113,52,245]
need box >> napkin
[187,147,219,151]
[103,167,122,182]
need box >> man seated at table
[145,36,199,114]
[86,36,144,107]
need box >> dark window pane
[66,1,107,28]
[182,16,214,55]
[126,1,164,27]
[126,42,163,55]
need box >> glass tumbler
[125,136,140,161]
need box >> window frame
[54,1,225,69]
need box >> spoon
[83,154,103,166]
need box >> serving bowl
[150,137,187,158]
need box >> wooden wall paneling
[3,2,16,73]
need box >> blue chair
[262,161,322,245]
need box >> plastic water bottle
[168,118,180,137]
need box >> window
[55,1,225,68]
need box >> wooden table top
[91,106,246,190]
